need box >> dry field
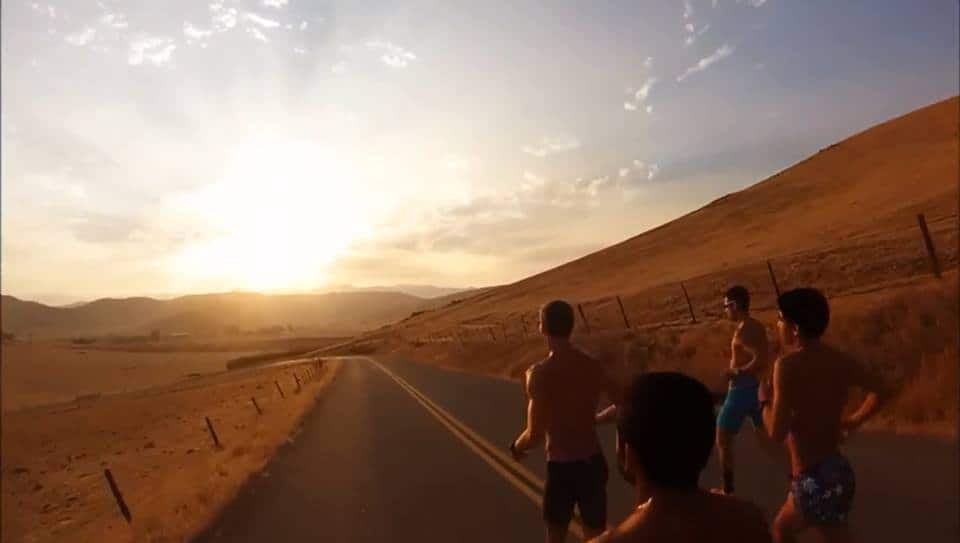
[1,358,340,543]
[1,342,258,412]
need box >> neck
[797,336,821,350]
[640,485,701,510]
[546,336,572,353]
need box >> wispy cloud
[128,36,176,66]
[246,26,269,42]
[738,0,768,6]
[100,13,128,29]
[521,134,581,157]
[184,23,214,40]
[683,0,694,19]
[677,43,735,81]
[685,23,711,46]
[624,76,658,113]
[367,40,417,68]
[263,0,289,7]
[644,56,654,69]
[244,12,281,29]
[65,27,97,46]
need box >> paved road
[196,357,958,542]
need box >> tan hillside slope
[398,96,959,332]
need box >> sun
[169,137,367,292]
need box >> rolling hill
[0,291,434,338]
[380,96,959,338]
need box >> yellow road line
[370,359,586,541]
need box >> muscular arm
[762,357,792,443]
[843,357,889,433]
[513,369,547,453]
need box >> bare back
[777,344,874,473]
[594,492,772,543]
[528,348,610,461]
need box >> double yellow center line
[371,359,586,541]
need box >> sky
[2,0,958,305]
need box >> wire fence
[406,212,958,346]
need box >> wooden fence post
[577,304,591,335]
[205,416,222,449]
[488,328,497,342]
[917,214,942,278]
[251,397,262,415]
[767,260,782,298]
[680,282,697,324]
[520,315,530,337]
[103,469,132,523]
[294,374,302,393]
[275,381,285,399]
[615,296,631,330]
[500,323,508,342]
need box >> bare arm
[513,395,546,452]
[513,369,547,454]
[843,358,889,434]
[762,357,792,443]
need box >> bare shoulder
[710,494,772,542]
[525,358,551,395]
[590,507,652,542]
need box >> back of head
[777,288,830,339]
[724,285,750,311]
[617,372,715,490]
[541,300,575,338]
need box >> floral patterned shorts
[791,454,856,525]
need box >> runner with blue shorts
[713,286,770,496]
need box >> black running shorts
[543,453,608,530]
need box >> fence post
[294,374,302,393]
[500,323,508,342]
[767,260,782,298]
[520,315,530,337]
[275,381,285,399]
[103,469,132,523]
[577,304,592,335]
[615,296,631,330]
[205,416,222,449]
[251,397,262,415]
[488,328,497,342]
[680,282,697,324]
[916,214,942,278]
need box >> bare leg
[773,494,807,543]
[716,429,736,494]
[546,522,568,543]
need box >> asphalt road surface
[195,357,958,543]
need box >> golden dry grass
[0,342,260,412]
[1,359,341,543]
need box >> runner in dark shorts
[761,288,888,543]
[511,300,620,542]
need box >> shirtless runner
[762,288,888,543]
[589,372,772,543]
[715,286,770,495]
[511,300,619,543]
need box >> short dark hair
[778,288,830,339]
[724,285,750,311]
[616,372,715,490]
[540,300,575,337]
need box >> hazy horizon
[3,0,958,305]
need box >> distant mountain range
[0,286,485,339]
